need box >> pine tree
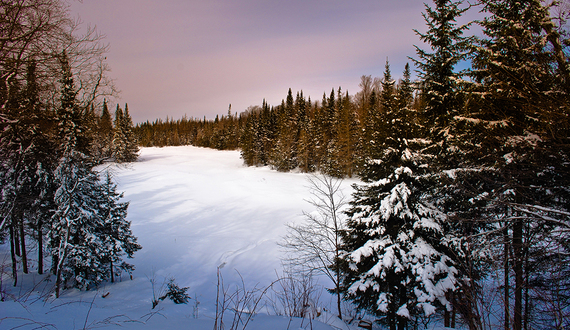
[341,63,460,329]
[359,61,398,182]
[98,171,141,283]
[0,59,57,283]
[342,167,458,329]
[322,88,343,177]
[239,111,259,166]
[50,53,105,295]
[271,89,298,171]
[335,90,359,177]
[112,105,127,162]
[357,89,379,175]
[457,1,570,328]
[97,99,114,160]
[49,54,140,296]
[122,104,139,161]
[410,1,479,326]
[412,0,472,139]
[112,103,139,163]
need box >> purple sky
[70,0,436,124]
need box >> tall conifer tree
[460,1,570,328]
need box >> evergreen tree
[360,61,398,182]
[50,53,105,295]
[112,103,139,163]
[50,55,140,296]
[342,167,458,330]
[122,104,139,161]
[358,89,380,174]
[239,111,259,166]
[271,89,298,171]
[322,88,343,177]
[97,99,114,160]
[112,105,127,161]
[411,1,477,326]
[456,1,570,328]
[0,59,57,284]
[335,90,359,177]
[98,171,141,283]
[341,63,460,329]
[412,0,472,139]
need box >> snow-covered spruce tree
[239,111,259,166]
[98,171,141,283]
[341,63,460,330]
[332,89,359,177]
[297,93,318,173]
[50,53,102,296]
[50,54,140,296]
[112,105,127,161]
[122,104,139,160]
[342,167,458,330]
[410,0,477,327]
[95,99,114,160]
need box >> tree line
[0,0,140,297]
[135,0,570,329]
[134,64,418,179]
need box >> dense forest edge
[2,0,570,329]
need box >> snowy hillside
[2,146,361,329]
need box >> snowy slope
[1,146,361,329]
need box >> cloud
[71,0,429,123]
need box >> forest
[2,0,570,329]
[0,0,140,299]
[133,0,570,329]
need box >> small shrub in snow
[160,278,190,304]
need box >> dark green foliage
[50,56,141,296]
[412,0,472,138]
[96,99,114,160]
[133,86,390,177]
[159,278,191,304]
[0,0,139,298]
[98,171,142,282]
[113,104,139,163]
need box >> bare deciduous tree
[281,174,348,320]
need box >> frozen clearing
[1,146,360,329]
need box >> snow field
[1,146,360,329]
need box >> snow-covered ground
[2,146,363,329]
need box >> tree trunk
[14,221,21,257]
[523,232,530,330]
[444,291,451,327]
[55,261,62,298]
[55,244,68,299]
[397,315,407,330]
[9,224,18,286]
[37,219,43,275]
[19,219,28,274]
[451,291,456,328]
[110,260,114,283]
[55,226,70,298]
[504,224,510,330]
[51,253,58,275]
[335,247,342,320]
[513,218,523,330]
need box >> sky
[68,0,450,124]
